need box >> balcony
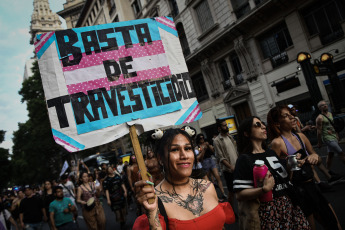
[270,51,289,68]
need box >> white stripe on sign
[233,180,253,184]
[64,53,169,85]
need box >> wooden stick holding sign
[129,125,155,204]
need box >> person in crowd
[288,105,315,133]
[233,116,310,229]
[11,190,24,230]
[268,105,341,230]
[117,159,124,175]
[145,149,164,186]
[133,128,235,229]
[213,120,239,206]
[103,166,127,230]
[49,186,77,230]
[0,195,18,230]
[195,133,227,200]
[42,180,55,229]
[127,155,139,193]
[77,172,106,230]
[288,106,343,190]
[19,185,47,230]
[127,155,142,215]
[122,161,133,210]
[316,100,345,169]
[59,174,76,207]
[52,180,58,188]
[98,163,108,182]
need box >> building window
[195,0,214,33]
[302,0,345,45]
[169,0,179,18]
[231,0,250,18]
[192,73,209,102]
[132,0,142,15]
[258,22,293,68]
[176,23,190,56]
[231,54,244,85]
[219,60,232,90]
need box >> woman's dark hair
[79,171,88,185]
[154,128,197,179]
[237,116,267,154]
[195,133,206,145]
[267,105,290,140]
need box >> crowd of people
[1,100,344,230]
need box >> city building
[30,0,63,44]
[70,0,345,139]
[57,0,86,29]
[25,0,63,80]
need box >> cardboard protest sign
[35,17,202,152]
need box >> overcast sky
[0,0,67,153]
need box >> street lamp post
[297,52,323,110]
[320,53,345,113]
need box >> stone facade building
[25,0,63,80]
[64,0,345,139]
[57,0,86,29]
[30,0,63,44]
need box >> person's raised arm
[82,161,90,174]
[316,116,323,148]
[236,171,275,201]
[134,180,162,230]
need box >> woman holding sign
[133,128,235,230]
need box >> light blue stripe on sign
[175,100,198,125]
[52,128,85,150]
[156,23,178,37]
[37,33,56,59]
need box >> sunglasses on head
[253,121,265,128]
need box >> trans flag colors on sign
[35,17,202,152]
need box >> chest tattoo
[155,180,211,216]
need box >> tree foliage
[11,61,97,185]
[0,130,10,190]
[11,61,68,184]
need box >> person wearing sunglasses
[267,105,341,230]
[233,116,310,230]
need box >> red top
[133,202,235,230]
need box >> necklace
[165,177,190,186]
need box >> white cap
[254,160,265,166]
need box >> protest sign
[35,17,202,152]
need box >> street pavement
[40,143,345,230]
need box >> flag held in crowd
[35,17,202,152]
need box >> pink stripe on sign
[53,136,79,152]
[35,32,54,54]
[156,17,176,31]
[62,40,166,72]
[66,66,171,95]
[183,105,201,124]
